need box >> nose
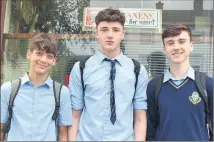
[174,42,180,50]
[40,55,48,62]
[107,30,113,39]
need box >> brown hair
[95,8,125,28]
[30,33,58,56]
[162,23,192,45]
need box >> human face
[96,21,124,56]
[163,31,193,65]
[27,49,56,75]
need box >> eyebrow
[100,27,121,30]
[100,27,108,29]
[112,27,121,30]
[165,38,187,42]
[165,40,174,43]
[178,38,187,41]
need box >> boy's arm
[0,124,5,141]
[206,77,213,140]
[1,82,12,141]
[68,110,82,141]
[133,64,148,141]
[57,86,72,141]
[58,126,68,141]
[68,62,85,141]
[134,110,147,141]
[146,80,158,141]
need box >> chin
[103,45,118,51]
[171,59,186,64]
[35,69,49,75]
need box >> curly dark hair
[162,23,192,45]
[30,33,58,56]
[95,8,125,27]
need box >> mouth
[37,64,48,68]
[172,52,183,55]
[106,41,114,44]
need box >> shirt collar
[95,49,124,66]
[163,66,195,83]
[21,73,53,87]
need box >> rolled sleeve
[1,82,11,123]
[133,64,148,110]
[68,62,84,110]
[58,86,72,126]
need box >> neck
[28,71,49,87]
[169,60,190,79]
[99,47,121,59]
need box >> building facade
[1,0,213,85]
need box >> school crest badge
[189,91,201,105]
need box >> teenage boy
[147,23,213,141]
[1,33,72,141]
[68,8,148,141]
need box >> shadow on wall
[147,51,166,78]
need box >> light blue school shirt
[69,50,148,141]
[163,66,195,84]
[1,73,72,141]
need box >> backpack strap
[79,56,91,92]
[132,59,141,93]
[52,81,62,121]
[2,79,21,134]
[153,74,164,129]
[195,71,213,140]
[154,75,164,106]
[52,81,62,141]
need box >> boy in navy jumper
[146,23,213,141]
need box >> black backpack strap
[2,79,21,134]
[195,71,213,140]
[153,74,164,128]
[52,81,62,121]
[154,75,164,106]
[79,56,91,92]
[132,59,141,93]
[52,81,62,141]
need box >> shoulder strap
[79,56,91,92]
[132,59,141,93]
[195,71,213,139]
[152,74,164,129]
[153,75,164,106]
[52,81,62,121]
[2,79,21,134]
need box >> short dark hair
[162,23,192,45]
[95,8,125,27]
[30,33,58,56]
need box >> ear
[121,31,125,40]
[190,41,194,51]
[163,46,166,53]
[52,57,56,66]
[96,29,99,40]
[26,50,31,60]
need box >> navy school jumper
[147,76,213,141]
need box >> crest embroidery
[189,91,201,105]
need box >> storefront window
[1,0,213,84]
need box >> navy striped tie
[104,58,116,125]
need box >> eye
[179,40,186,44]
[166,42,174,46]
[36,52,42,56]
[47,54,54,59]
[101,28,107,32]
[113,29,119,32]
